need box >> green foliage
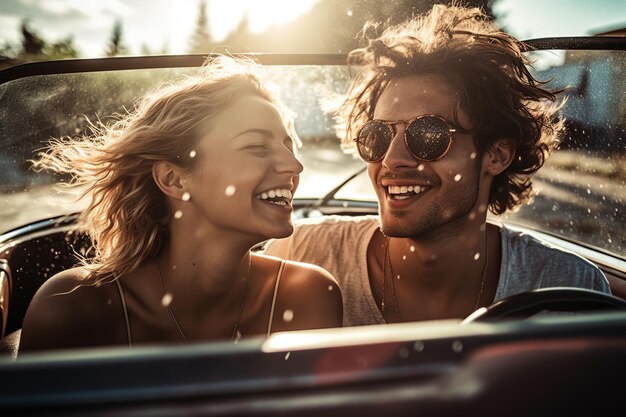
[0,19,82,69]
[106,20,129,57]
[220,0,494,53]
[45,36,80,60]
[0,0,495,67]
[188,0,213,54]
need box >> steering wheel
[463,287,626,323]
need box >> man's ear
[152,161,188,200]
[484,138,515,176]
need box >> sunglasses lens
[357,121,392,162]
[406,116,452,161]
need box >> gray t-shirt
[264,215,610,326]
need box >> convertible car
[0,36,625,415]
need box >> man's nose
[381,126,418,170]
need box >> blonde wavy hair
[33,56,296,280]
[338,4,564,214]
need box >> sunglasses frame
[355,114,457,163]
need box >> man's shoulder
[501,225,593,267]
[499,224,609,292]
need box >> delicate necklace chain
[382,234,489,322]
[474,236,489,310]
[382,239,402,322]
[156,257,250,342]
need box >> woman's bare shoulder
[19,267,127,353]
[257,253,338,285]
[257,254,343,331]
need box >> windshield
[0,49,624,258]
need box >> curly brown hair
[337,4,564,214]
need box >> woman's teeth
[256,188,293,205]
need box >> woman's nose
[276,146,304,175]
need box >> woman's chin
[265,223,294,240]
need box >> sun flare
[210,0,319,39]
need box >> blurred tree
[21,20,46,56]
[140,43,153,55]
[221,0,494,53]
[0,41,19,68]
[188,0,213,54]
[0,20,81,68]
[222,13,251,52]
[106,19,129,57]
[45,36,80,60]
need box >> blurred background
[0,0,625,68]
[0,1,624,257]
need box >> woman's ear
[152,161,187,200]
[484,138,515,176]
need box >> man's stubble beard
[379,157,483,241]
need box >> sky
[0,0,625,57]
[493,0,626,38]
[0,0,319,55]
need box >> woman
[19,57,342,352]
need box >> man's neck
[369,222,501,322]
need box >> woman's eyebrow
[231,128,273,140]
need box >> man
[265,4,610,326]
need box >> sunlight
[245,0,319,33]
[210,0,319,39]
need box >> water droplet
[347,9,353,16]
[452,340,463,353]
[282,309,294,322]
[233,330,242,343]
[181,192,191,201]
[396,274,401,280]
[417,164,425,171]
[413,341,425,351]
[454,174,462,181]
[402,255,407,260]
[586,188,591,194]
[225,185,236,196]
[107,299,112,305]
[174,210,183,219]
[398,347,409,358]
[474,252,481,260]
[161,293,173,307]
[328,285,334,291]
[285,352,291,360]
[468,212,476,220]
[478,204,487,213]
[409,245,415,252]
[189,150,197,158]
[393,96,399,103]
[470,152,477,159]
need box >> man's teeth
[387,185,426,195]
[256,188,293,203]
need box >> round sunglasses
[355,114,460,163]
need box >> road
[0,145,623,258]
